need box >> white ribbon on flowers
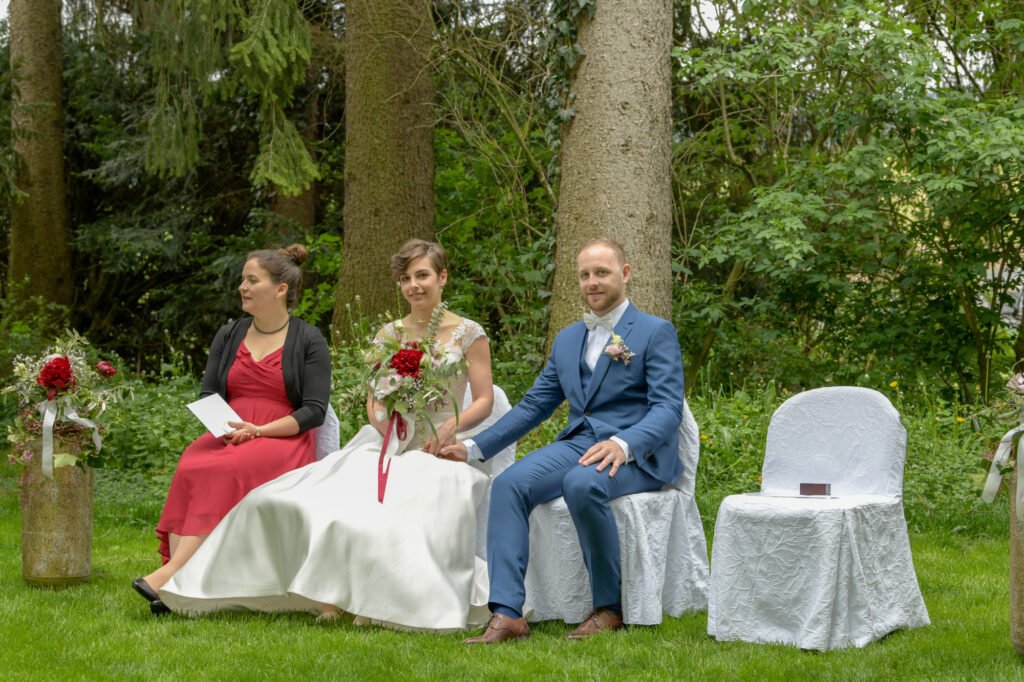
[36,396,104,480]
[981,423,1024,520]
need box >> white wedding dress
[159,320,492,631]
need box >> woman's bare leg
[142,533,208,591]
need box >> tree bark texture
[547,0,674,347]
[332,0,434,341]
[8,0,73,307]
[1011,472,1024,656]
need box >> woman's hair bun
[279,243,309,266]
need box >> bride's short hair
[390,239,447,278]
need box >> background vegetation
[0,0,1019,404]
[0,2,1022,675]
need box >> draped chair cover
[708,386,930,650]
[523,400,709,624]
[314,402,341,461]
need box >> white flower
[373,374,402,400]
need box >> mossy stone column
[20,437,93,586]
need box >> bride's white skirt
[159,425,491,631]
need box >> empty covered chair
[708,386,929,650]
[523,399,709,624]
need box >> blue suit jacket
[474,303,685,485]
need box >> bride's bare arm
[422,336,494,453]
[455,335,494,433]
[366,395,389,436]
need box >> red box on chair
[799,483,831,496]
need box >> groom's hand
[438,442,469,462]
[579,440,626,477]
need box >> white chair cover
[523,400,709,624]
[313,402,341,461]
[708,387,930,650]
[463,385,516,559]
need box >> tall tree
[7,0,73,307]
[546,0,673,346]
[331,0,435,339]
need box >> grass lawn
[2,468,1024,681]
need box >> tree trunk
[8,0,73,308]
[547,0,674,349]
[332,0,435,342]
[1010,472,1024,656]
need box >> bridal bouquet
[5,331,125,477]
[364,303,465,502]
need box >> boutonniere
[603,333,634,366]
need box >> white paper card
[187,394,242,437]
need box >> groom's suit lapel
[583,303,637,407]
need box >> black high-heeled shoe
[150,600,171,616]
[131,578,159,603]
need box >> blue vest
[579,335,593,394]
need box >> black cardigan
[199,317,331,433]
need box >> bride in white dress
[159,240,495,631]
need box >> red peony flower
[36,355,75,398]
[96,360,117,378]
[389,348,425,378]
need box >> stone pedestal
[20,439,93,587]
[1011,474,1024,656]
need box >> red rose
[96,360,117,378]
[389,348,424,378]
[36,355,75,397]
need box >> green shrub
[101,373,203,471]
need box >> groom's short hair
[579,238,627,266]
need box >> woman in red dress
[131,244,331,613]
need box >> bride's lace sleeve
[374,321,401,344]
[455,319,488,354]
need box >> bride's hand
[367,400,389,437]
[423,419,457,454]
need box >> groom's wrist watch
[254,425,262,438]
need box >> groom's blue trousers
[486,427,663,616]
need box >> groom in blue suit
[441,238,684,643]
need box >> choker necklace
[252,316,290,334]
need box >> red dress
[155,342,316,562]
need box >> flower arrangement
[981,370,1024,515]
[364,302,466,503]
[5,332,125,477]
[603,333,634,366]
[364,302,466,439]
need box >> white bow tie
[583,311,614,332]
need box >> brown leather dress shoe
[463,613,531,645]
[566,608,624,640]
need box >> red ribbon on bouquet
[378,410,407,503]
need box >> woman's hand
[367,399,389,437]
[423,418,458,455]
[225,420,260,445]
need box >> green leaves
[141,0,315,193]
